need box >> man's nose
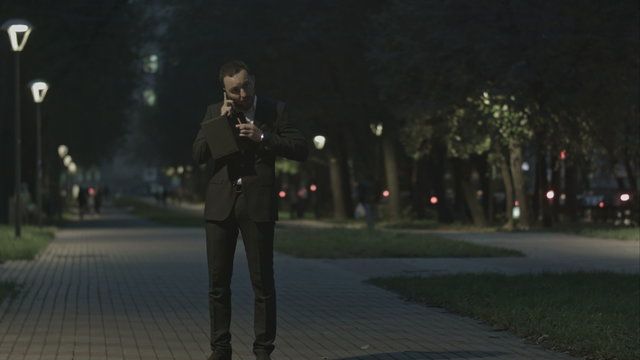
[240,88,247,98]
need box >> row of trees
[2,1,637,227]
[137,0,636,227]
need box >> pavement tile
[0,207,601,360]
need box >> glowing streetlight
[63,155,73,167]
[28,79,49,227]
[58,145,69,158]
[370,123,383,136]
[313,135,326,150]
[2,19,32,51]
[3,19,33,237]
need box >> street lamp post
[3,19,33,237]
[29,80,49,227]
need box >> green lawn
[275,227,523,258]
[0,225,54,306]
[0,225,56,261]
[369,272,640,360]
[554,223,639,241]
[112,197,203,227]
[380,219,499,232]
[382,218,640,241]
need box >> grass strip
[553,223,639,241]
[275,228,523,258]
[0,225,56,261]
[112,197,203,227]
[368,272,640,360]
[381,219,499,232]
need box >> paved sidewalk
[0,206,585,360]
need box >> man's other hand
[236,123,263,142]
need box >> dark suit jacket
[192,97,308,222]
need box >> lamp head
[2,19,33,52]
[313,135,326,150]
[28,79,49,103]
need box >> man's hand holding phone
[221,92,235,117]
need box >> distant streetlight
[58,145,69,158]
[68,162,78,174]
[313,135,326,150]
[3,19,33,238]
[370,123,383,136]
[63,155,73,167]
[29,79,49,227]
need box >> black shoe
[208,350,231,360]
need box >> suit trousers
[205,191,276,356]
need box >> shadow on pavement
[334,351,509,360]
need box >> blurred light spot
[143,89,156,106]
[546,190,555,200]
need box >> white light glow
[546,190,555,200]
[29,80,49,103]
[57,145,68,158]
[313,135,326,150]
[2,19,33,51]
[370,123,383,136]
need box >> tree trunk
[499,155,514,230]
[329,156,347,220]
[454,159,487,226]
[476,154,491,223]
[430,147,454,223]
[460,177,488,227]
[509,141,531,228]
[624,159,637,195]
[411,157,428,218]
[382,135,401,220]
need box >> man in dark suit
[192,60,308,360]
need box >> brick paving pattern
[0,207,585,360]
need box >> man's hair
[219,60,252,86]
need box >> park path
[0,205,591,360]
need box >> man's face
[223,69,255,111]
